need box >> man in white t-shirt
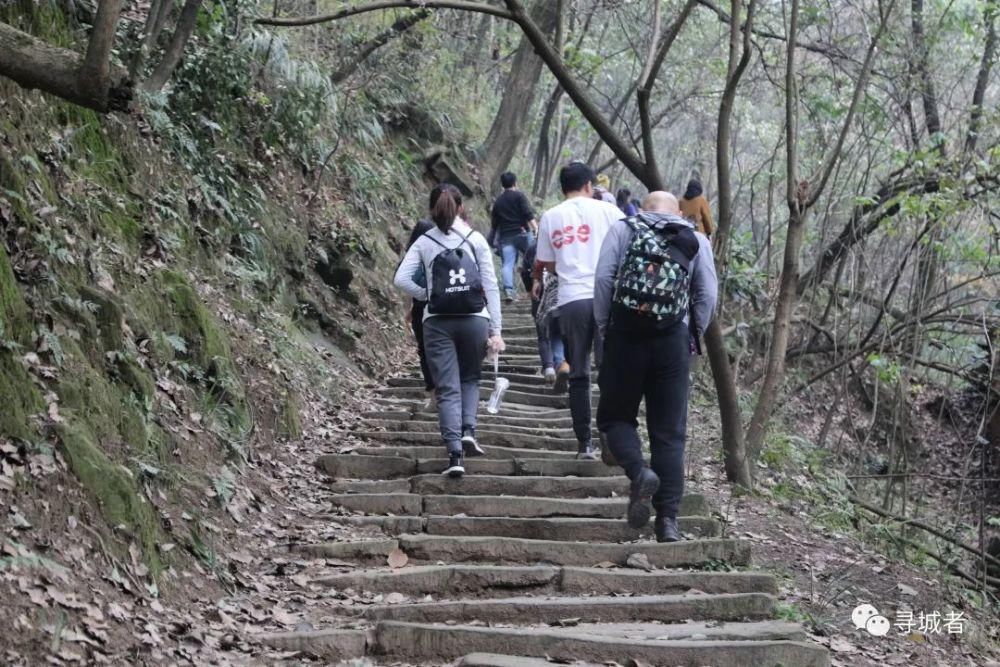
[532,162,623,460]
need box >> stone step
[377,386,584,409]
[352,444,576,460]
[254,628,368,659]
[294,538,400,560]
[378,382,574,400]
[349,430,579,451]
[410,474,626,498]
[372,398,578,419]
[421,516,720,541]
[361,419,580,440]
[459,654,603,667]
[355,592,775,625]
[364,410,585,430]
[254,621,827,666]
[314,564,776,597]
[396,534,748,567]
[318,453,623,479]
[321,515,718,540]
[328,475,655,500]
[373,621,830,666]
[389,371,551,388]
[329,493,710,519]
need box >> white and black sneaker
[461,427,485,457]
[576,441,599,461]
[442,452,465,478]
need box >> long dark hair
[616,188,632,211]
[430,184,463,233]
[683,179,703,200]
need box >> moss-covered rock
[57,422,162,574]
[79,286,125,351]
[159,270,231,374]
[112,354,156,404]
[0,244,42,440]
[57,355,149,454]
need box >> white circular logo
[851,604,880,631]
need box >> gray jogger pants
[423,316,489,454]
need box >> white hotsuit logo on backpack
[449,269,467,285]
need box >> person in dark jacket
[489,172,537,303]
[616,188,638,216]
[594,191,718,543]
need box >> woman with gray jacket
[394,184,505,477]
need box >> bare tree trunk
[131,0,174,76]
[965,2,997,155]
[0,0,130,112]
[743,15,805,454]
[330,10,429,84]
[143,0,203,92]
[532,83,563,196]
[479,0,559,191]
[706,0,756,488]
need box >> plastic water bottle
[486,353,508,414]
[487,377,509,414]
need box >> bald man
[593,190,718,543]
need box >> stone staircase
[256,301,830,666]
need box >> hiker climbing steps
[254,300,831,666]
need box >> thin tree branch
[330,9,430,84]
[256,0,514,26]
[807,0,896,206]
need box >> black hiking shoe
[576,441,599,461]
[461,427,485,457]
[655,516,681,543]
[627,468,660,529]
[442,452,465,478]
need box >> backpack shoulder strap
[459,229,481,267]
[423,230,448,249]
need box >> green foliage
[56,423,163,574]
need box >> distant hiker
[533,162,621,460]
[679,178,715,237]
[535,269,567,390]
[522,239,565,384]
[489,172,537,303]
[616,188,638,216]
[394,184,505,478]
[594,190,718,542]
[403,190,441,408]
[593,173,617,205]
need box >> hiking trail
[253,300,832,666]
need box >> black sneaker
[627,468,660,529]
[442,452,465,478]
[576,441,599,461]
[655,516,681,543]
[461,427,484,457]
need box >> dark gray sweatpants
[558,298,603,445]
[423,316,489,454]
